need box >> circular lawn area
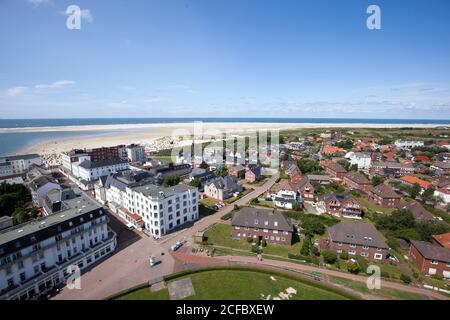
[113,267,356,300]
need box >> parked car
[171,241,183,251]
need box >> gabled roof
[344,171,370,185]
[411,240,450,263]
[324,162,347,173]
[370,184,400,199]
[432,232,450,248]
[400,176,431,189]
[78,159,129,169]
[402,201,435,221]
[231,207,293,232]
[329,221,388,249]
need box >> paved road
[158,172,280,250]
[215,255,449,300]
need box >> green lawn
[355,196,396,214]
[116,269,354,300]
[200,197,219,207]
[225,188,254,204]
[203,223,252,250]
[329,276,425,300]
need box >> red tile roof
[400,176,431,189]
[432,233,450,248]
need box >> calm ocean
[0,118,449,156]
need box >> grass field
[115,269,355,300]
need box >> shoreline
[4,121,447,162]
[1,121,448,134]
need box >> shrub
[287,253,312,263]
[246,237,253,243]
[261,239,267,247]
[311,246,319,256]
[412,272,419,279]
[339,251,348,260]
[347,262,360,274]
[321,250,337,264]
[400,274,412,284]
[300,238,311,256]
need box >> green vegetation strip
[108,266,358,300]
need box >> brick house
[323,161,347,179]
[318,193,363,219]
[324,221,389,260]
[204,176,242,201]
[409,240,450,279]
[432,232,450,248]
[245,164,262,182]
[370,161,415,178]
[342,171,372,192]
[367,184,401,208]
[292,176,315,202]
[231,207,293,245]
[401,201,436,221]
[228,164,245,178]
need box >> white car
[171,242,183,251]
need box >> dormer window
[265,221,268,226]
[274,221,278,227]
[254,219,258,225]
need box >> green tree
[339,251,349,260]
[300,237,311,256]
[410,183,421,199]
[297,159,318,174]
[321,250,337,264]
[189,178,201,188]
[400,274,412,284]
[12,207,30,224]
[162,176,180,187]
[347,262,360,274]
[371,176,384,187]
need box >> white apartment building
[126,144,146,162]
[0,154,42,176]
[394,139,424,150]
[0,194,116,300]
[345,152,372,170]
[105,179,198,238]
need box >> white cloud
[61,8,94,23]
[35,80,75,91]
[80,9,94,23]
[5,86,28,97]
[28,0,50,6]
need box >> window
[431,260,439,265]
[374,253,383,260]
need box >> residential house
[400,176,431,191]
[431,161,450,176]
[367,184,401,208]
[0,154,42,176]
[294,176,315,202]
[401,201,436,221]
[321,145,346,156]
[409,240,450,278]
[28,175,61,208]
[228,164,245,178]
[245,164,262,182]
[394,139,424,150]
[342,171,372,192]
[432,233,450,248]
[323,161,347,179]
[231,207,293,245]
[324,221,389,260]
[204,176,242,201]
[306,174,331,185]
[370,161,415,178]
[318,193,363,219]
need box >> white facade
[74,161,129,182]
[0,154,42,175]
[106,183,198,238]
[394,140,424,150]
[126,145,146,162]
[345,152,372,170]
[0,196,116,300]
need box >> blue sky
[0,0,450,119]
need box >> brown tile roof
[231,207,293,232]
[370,184,400,199]
[411,240,450,263]
[432,232,450,248]
[324,161,347,173]
[328,221,388,249]
[402,201,435,221]
[344,171,370,185]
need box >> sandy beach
[6,121,447,163]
